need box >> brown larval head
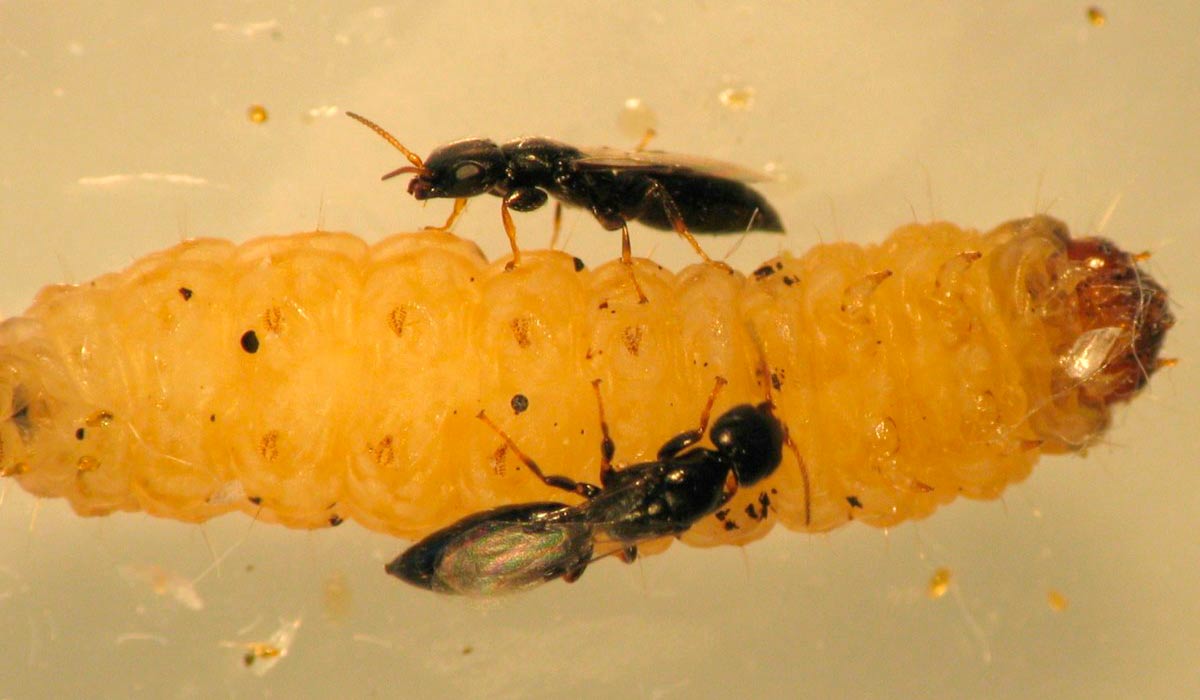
[1060,235,1174,406]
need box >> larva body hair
[0,216,1172,545]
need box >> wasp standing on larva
[345,111,783,301]
[0,215,1174,575]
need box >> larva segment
[0,217,1172,544]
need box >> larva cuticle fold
[0,215,1173,548]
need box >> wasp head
[404,139,507,200]
[710,403,784,487]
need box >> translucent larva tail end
[1063,236,1175,406]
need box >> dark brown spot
[782,275,797,286]
[210,414,217,422]
[770,371,783,391]
[753,265,775,279]
[847,495,863,508]
[510,394,529,414]
[259,431,279,461]
[178,287,193,301]
[328,515,344,527]
[240,330,260,353]
[510,317,532,348]
[745,503,759,520]
[490,444,508,476]
[622,325,644,356]
[572,257,585,272]
[248,496,263,505]
[371,435,395,468]
[723,520,739,531]
[388,306,407,337]
[598,300,609,310]
[715,508,730,521]
[263,306,284,334]
[75,428,85,440]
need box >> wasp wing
[574,147,776,184]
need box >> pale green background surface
[1,2,1197,698]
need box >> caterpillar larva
[0,215,1172,548]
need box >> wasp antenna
[345,111,426,171]
[380,165,425,181]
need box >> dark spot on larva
[491,444,508,476]
[329,515,344,527]
[259,431,279,461]
[462,645,474,655]
[753,264,775,279]
[723,520,739,531]
[178,287,193,301]
[240,330,260,353]
[622,326,644,356]
[248,496,263,506]
[210,414,217,422]
[372,435,395,468]
[510,394,529,414]
[770,488,777,494]
[782,275,798,286]
[510,317,532,348]
[770,372,783,391]
[847,495,863,508]
[715,509,730,521]
[775,261,783,271]
[75,428,85,441]
[745,503,759,520]
[388,306,407,337]
[598,300,609,310]
[759,491,771,515]
[572,257,585,272]
[263,307,283,334]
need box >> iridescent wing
[574,146,775,184]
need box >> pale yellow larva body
[0,216,1171,546]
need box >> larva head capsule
[407,138,507,200]
[992,215,1174,449]
[1061,235,1174,405]
[709,402,785,487]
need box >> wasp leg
[755,358,812,527]
[476,410,601,499]
[426,197,468,232]
[656,376,728,460]
[643,179,735,274]
[589,379,620,487]
[619,224,650,304]
[499,199,522,270]
[548,202,563,250]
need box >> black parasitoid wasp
[386,375,806,596]
[346,111,784,302]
